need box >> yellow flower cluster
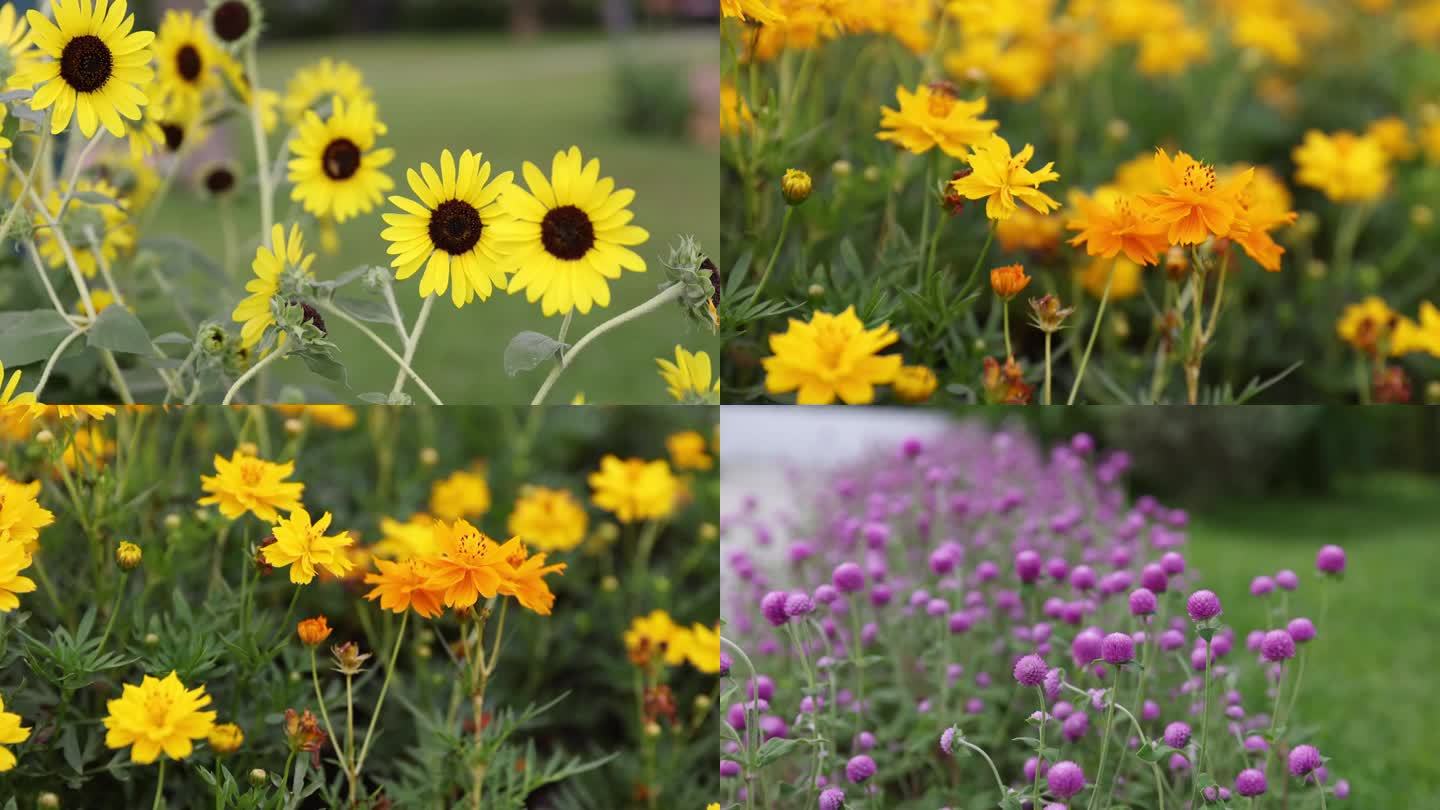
[1337,298,1440,358]
[624,609,721,674]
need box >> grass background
[139,30,719,404]
[1187,472,1440,805]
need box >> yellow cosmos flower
[1,362,36,420]
[152,10,222,119]
[262,507,354,585]
[17,0,155,137]
[496,537,566,616]
[1137,26,1210,76]
[893,365,939,403]
[624,609,680,666]
[0,476,55,554]
[418,519,510,609]
[208,722,243,754]
[995,208,1063,252]
[36,179,134,277]
[657,346,720,404]
[721,0,786,23]
[588,455,679,524]
[507,485,588,553]
[720,82,753,137]
[682,623,722,673]
[1336,296,1407,356]
[876,83,998,159]
[1292,130,1390,203]
[288,95,394,223]
[762,306,902,405]
[103,671,216,764]
[273,404,357,430]
[666,430,712,471]
[949,134,1061,221]
[1066,189,1168,266]
[0,538,36,612]
[0,692,32,772]
[429,468,490,521]
[1138,149,1253,245]
[32,404,116,422]
[496,146,650,317]
[381,149,513,307]
[363,557,445,618]
[232,223,316,349]
[197,450,305,522]
[1366,116,1416,161]
[281,57,377,129]
[372,513,437,560]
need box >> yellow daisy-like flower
[0,476,55,554]
[507,485,588,553]
[103,671,217,764]
[363,557,445,618]
[151,10,221,119]
[666,430,713,471]
[288,95,394,223]
[623,608,680,665]
[0,692,32,772]
[371,513,436,560]
[1292,130,1391,203]
[876,83,998,159]
[418,520,511,609]
[657,346,721,404]
[1336,296,1407,356]
[31,404,116,422]
[1366,116,1416,161]
[496,146,650,316]
[273,404,357,430]
[93,149,162,209]
[587,455,679,524]
[281,57,377,129]
[1078,257,1143,301]
[495,537,566,616]
[36,179,133,277]
[949,134,1061,221]
[381,149,513,307]
[429,468,490,521]
[1066,189,1168,266]
[893,364,939,403]
[721,0,786,23]
[0,538,36,612]
[1138,148,1253,245]
[762,306,903,405]
[197,450,305,522]
[1,3,40,83]
[720,82,752,137]
[231,223,315,349]
[683,623,722,673]
[1,362,36,420]
[261,507,354,585]
[17,0,154,137]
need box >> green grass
[1186,473,1440,805]
[143,30,719,404]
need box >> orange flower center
[1181,162,1217,193]
[239,461,265,486]
[812,322,852,369]
[453,529,490,562]
[144,693,174,725]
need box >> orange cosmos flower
[1139,149,1253,245]
[496,537,567,616]
[989,264,1031,299]
[419,520,510,609]
[364,558,445,618]
[1066,189,1169,265]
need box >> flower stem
[0,130,49,245]
[1043,332,1053,405]
[1087,677,1120,810]
[389,295,435,399]
[152,759,167,810]
[355,611,408,775]
[245,43,275,243]
[530,283,685,405]
[957,738,1008,798]
[1002,301,1013,361]
[1034,685,1047,808]
[959,223,996,298]
[221,345,287,405]
[310,649,346,766]
[1197,639,1213,802]
[319,302,444,404]
[1068,261,1115,404]
[750,207,794,304]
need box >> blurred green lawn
[1187,473,1440,805]
[148,30,719,404]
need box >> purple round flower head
[833,562,865,593]
[1260,629,1296,662]
[1070,565,1097,591]
[901,436,924,458]
[975,560,999,582]
[861,622,878,646]
[1129,588,1157,616]
[1276,569,1299,591]
[862,522,890,550]
[720,759,741,778]
[1163,722,1192,749]
[1250,576,1276,597]
[814,584,839,605]
[788,541,816,564]
[965,697,984,714]
[929,547,957,576]
[785,592,816,618]
[1044,668,1063,701]
[748,676,774,701]
[1015,550,1042,584]
[939,727,958,755]
[720,652,731,678]
[1289,744,1322,777]
[818,787,845,810]
[1101,632,1135,665]
[761,591,790,627]
[1168,753,1190,772]
[1202,786,1219,802]
[870,584,892,607]
[759,715,788,740]
[1335,779,1350,798]
[1316,545,1346,575]
[1140,564,1169,593]
[1287,617,1316,644]
[948,611,973,634]
[1062,712,1089,741]
[1013,654,1049,687]
[845,754,876,784]
[853,730,876,751]
[1072,629,1103,663]
[1071,432,1095,454]
[1023,757,1049,782]
[1046,761,1086,799]
[926,597,949,617]
[1046,557,1070,582]
[1186,589,1223,622]
[1161,551,1187,575]
[1244,735,1268,754]
[1142,700,1159,721]
[1160,628,1186,652]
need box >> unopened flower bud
[1426,381,1440,405]
[602,575,619,592]
[38,793,60,809]
[144,632,160,647]
[116,541,143,570]
[1105,119,1130,142]
[1306,260,1327,280]
[863,165,882,183]
[36,429,54,445]
[420,447,439,467]
[248,768,268,787]
[237,441,259,457]
[807,283,825,300]
[781,169,812,205]
[832,159,852,177]
[164,513,181,530]
[297,616,332,647]
[1411,205,1433,230]
[284,418,304,435]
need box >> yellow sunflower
[17,0,154,137]
[1,2,40,82]
[281,57,377,129]
[152,10,221,119]
[496,146,650,317]
[36,179,133,277]
[232,223,315,348]
[287,95,393,223]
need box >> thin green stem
[1087,678,1120,810]
[152,759,167,810]
[245,44,275,242]
[531,284,685,404]
[1002,301,1013,360]
[1033,685,1047,808]
[1043,331,1053,405]
[750,207,795,304]
[310,649,346,765]
[1068,261,1115,404]
[355,611,408,774]
[388,295,435,399]
[956,737,1007,798]
[221,344,286,404]
[319,302,444,404]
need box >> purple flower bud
[759,715,788,740]
[1160,552,1187,575]
[818,787,845,810]
[1315,545,1346,575]
[1013,654,1048,687]
[939,727,958,755]
[1129,588,1157,616]
[1140,564,1169,593]
[720,759,741,778]
[1288,744,1322,777]
[785,592,816,618]
[1015,550,1042,584]
[948,611,973,634]
[1163,722,1191,748]
[1275,569,1299,591]
[1260,629,1296,662]
[788,541,816,564]
[845,754,876,784]
[975,560,999,582]
[1251,576,1276,596]
[855,731,876,751]
[761,591,790,627]
[1287,617,1316,644]
[1142,700,1159,721]
[1070,565,1097,591]
[1071,433,1095,454]
[1072,629,1103,663]
[869,584,892,607]
[1244,735,1268,753]
[900,437,924,458]
[1159,629,1185,651]
[1101,632,1135,665]
[833,562,865,593]
[720,652,731,678]
[925,597,949,617]
[815,584,839,604]
[1046,557,1070,582]
[1046,760,1086,799]
[1044,668,1062,701]
[862,522,890,549]
[1062,712,1089,741]
[1335,779,1350,798]
[1185,589,1222,622]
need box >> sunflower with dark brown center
[380,149,515,308]
[16,0,155,138]
[197,161,240,199]
[206,0,259,46]
[494,146,650,316]
[152,10,222,120]
[287,95,394,224]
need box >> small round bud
[144,632,160,647]
[1305,260,1327,281]
[644,721,662,737]
[36,429,54,445]
[38,793,61,809]
[602,575,619,592]
[1411,204,1433,230]
[1293,211,1319,238]
[699,522,718,542]
[237,441,259,457]
[862,166,882,183]
[248,768,268,787]
[832,159,852,177]
[199,324,228,355]
[284,418,304,436]
[807,283,826,299]
[420,447,439,467]
[694,694,713,711]
[116,541,143,570]
[297,616,333,647]
[1426,380,1440,405]
[164,513,182,530]
[781,169,812,205]
[1104,119,1130,141]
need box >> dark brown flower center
[211,1,252,42]
[161,124,185,152]
[428,199,483,255]
[322,138,362,181]
[539,205,596,261]
[205,167,236,194]
[60,34,113,93]
[176,44,203,82]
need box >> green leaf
[332,295,392,324]
[298,351,348,385]
[753,737,803,769]
[87,305,155,356]
[0,310,76,366]
[504,331,565,377]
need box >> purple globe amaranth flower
[720,759,741,777]
[1015,550,1042,584]
[785,592,816,618]
[939,726,958,755]
[759,715,789,740]
[1316,544,1346,575]
[1159,629,1185,651]
[1046,760,1086,799]
[818,787,845,810]
[720,652,731,678]
[1046,557,1070,582]
[854,731,876,751]
[833,562,865,593]
[1260,629,1296,662]
[948,611,973,634]
[814,584,839,604]
[900,436,924,458]
[1161,551,1187,575]
[1062,712,1089,741]
[1287,617,1317,644]
[1101,632,1135,665]
[926,597,949,617]
[1013,654,1048,687]
[1251,575,1276,596]
[1129,588,1157,616]
[1163,722,1192,749]
[1276,569,1299,591]
[1139,564,1169,593]
[870,584,892,607]
[1244,735,1269,753]
[1289,744,1322,777]
[1072,629,1104,663]
[1023,756,1049,782]
[1335,779,1350,798]
[845,754,876,784]
[1043,668,1063,701]
[1070,565,1097,591]
[761,591,790,626]
[1186,589,1222,622]
[861,522,890,549]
